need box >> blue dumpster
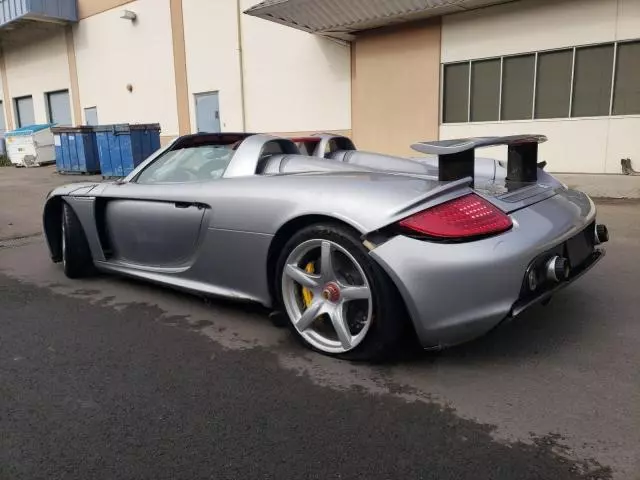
[94,123,161,177]
[52,126,100,174]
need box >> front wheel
[276,224,406,361]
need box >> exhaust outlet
[594,224,609,245]
[546,256,570,282]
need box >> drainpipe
[236,0,247,132]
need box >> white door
[84,107,99,126]
[195,92,221,133]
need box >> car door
[100,182,208,269]
[98,138,241,270]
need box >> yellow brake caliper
[302,262,315,307]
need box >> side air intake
[410,135,547,186]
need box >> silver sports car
[43,132,609,360]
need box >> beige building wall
[441,119,640,174]
[0,51,7,130]
[182,0,244,132]
[240,0,351,134]
[351,21,441,156]
[73,0,179,136]
[171,0,353,136]
[0,0,351,139]
[440,0,640,174]
[3,29,72,125]
[78,0,137,19]
[442,0,640,63]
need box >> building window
[470,59,500,122]
[613,41,640,116]
[14,96,35,128]
[571,44,614,118]
[501,54,535,120]
[441,39,639,124]
[443,62,469,123]
[535,49,573,119]
[84,106,99,126]
[46,90,72,126]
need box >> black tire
[61,202,95,279]
[275,223,407,362]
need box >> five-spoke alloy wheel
[276,224,406,361]
[282,238,373,353]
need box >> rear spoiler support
[507,140,539,183]
[411,135,547,185]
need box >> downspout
[0,43,13,131]
[236,0,247,132]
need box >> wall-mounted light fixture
[120,10,137,22]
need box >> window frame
[534,48,573,120]
[441,62,471,123]
[470,58,501,122]
[440,38,640,125]
[612,40,640,116]
[570,43,615,118]
[499,53,536,121]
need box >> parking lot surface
[1,166,638,479]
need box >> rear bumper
[369,189,603,348]
[510,249,604,317]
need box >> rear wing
[411,135,547,185]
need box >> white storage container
[5,124,56,167]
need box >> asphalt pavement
[0,166,638,479]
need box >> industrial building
[0,0,638,176]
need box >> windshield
[135,145,235,184]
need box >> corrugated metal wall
[0,0,77,27]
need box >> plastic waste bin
[52,126,100,174]
[94,123,161,177]
[5,124,56,167]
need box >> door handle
[174,201,192,209]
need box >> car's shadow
[81,271,599,366]
[388,286,599,366]
[77,272,272,317]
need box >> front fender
[43,195,64,262]
[43,181,106,262]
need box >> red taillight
[398,193,512,239]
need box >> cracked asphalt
[1,167,638,479]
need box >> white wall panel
[74,0,178,135]
[4,29,71,125]
[441,0,640,173]
[183,0,244,133]
[240,0,351,133]
[440,119,615,174]
[442,0,636,63]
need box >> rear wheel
[61,202,95,279]
[276,223,406,361]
